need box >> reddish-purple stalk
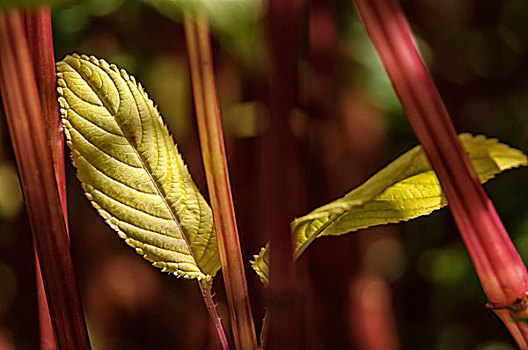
[198,280,230,350]
[183,13,257,350]
[24,8,65,350]
[352,0,528,346]
[24,8,67,218]
[265,0,305,348]
[0,10,90,349]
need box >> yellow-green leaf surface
[252,134,527,284]
[57,54,220,280]
[251,243,269,285]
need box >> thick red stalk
[265,0,304,348]
[0,10,90,349]
[25,8,64,350]
[183,13,257,350]
[24,7,67,220]
[352,0,528,346]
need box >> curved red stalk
[352,0,528,346]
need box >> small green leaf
[57,54,220,280]
[251,243,269,285]
[251,134,528,284]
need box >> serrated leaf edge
[57,53,215,281]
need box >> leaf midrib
[294,147,522,259]
[294,155,441,258]
[65,59,204,275]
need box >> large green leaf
[57,54,220,280]
[252,134,528,284]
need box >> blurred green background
[1,0,528,348]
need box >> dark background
[1,0,528,348]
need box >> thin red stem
[183,13,257,350]
[352,0,528,346]
[199,280,230,350]
[0,10,90,349]
[34,261,56,350]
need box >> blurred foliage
[143,0,265,67]
[0,0,67,9]
[342,17,402,113]
[0,262,16,317]
[0,163,22,220]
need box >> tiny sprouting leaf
[251,134,528,284]
[57,54,220,280]
[251,243,269,285]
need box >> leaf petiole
[198,279,230,350]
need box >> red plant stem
[183,13,257,350]
[265,0,304,348]
[198,280,230,350]
[0,11,90,349]
[25,8,64,350]
[34,265,56,350]
[353,0,528,346]
[24,7,67,221]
